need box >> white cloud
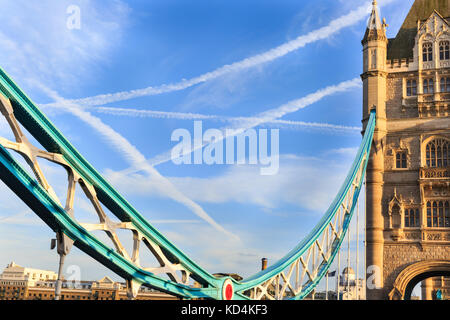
[100,150,360,278]
[179,67,258,112]
[0,0,130,89]
[326,147,359,157]
[105,153,353,212]
[0,210,42,226]
[35,84,239,240]
[161,224,279,278]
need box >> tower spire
[368,0,382,32]
[362,0,387,44]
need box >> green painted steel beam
[0,65,375,300]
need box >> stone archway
[388,260,450,300]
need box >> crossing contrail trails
[36,85,239,240]
[91,106,360,133]
[40,0,395,108]
[116,77,361,175]
[23,0,388,235]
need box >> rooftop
[387,0,450,60]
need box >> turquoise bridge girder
[0,67,376,300]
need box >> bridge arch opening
[410,275,450,300]
[405,272,450,300]
[389,260,450,300]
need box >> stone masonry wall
[383,243,450,297]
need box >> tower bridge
[363,0,450,300]
[0,0,448,300]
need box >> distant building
[308,291,338,300]
[304,267,366,300]
[337,267,366,300]
[0,262,178,300]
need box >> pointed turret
[362,1,387,44]
[361,2,389,301]
[367,0,382,30]
[360,0,388,126]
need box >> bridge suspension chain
[232,113,375,299]
[0,66,376,300]
[0,94,200,296]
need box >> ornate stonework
[362,1,450,299]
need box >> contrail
[36,85,239,240]
[91,106,360,133]
[0,211,29,223]
[269,119,360,133]
[149,220,201,224]
[95,107,220,121]
[118,77,361,175]
[40,0,393,108]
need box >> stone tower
[362,0,450,300]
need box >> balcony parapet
[419,167,450,179]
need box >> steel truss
[0,67,376,299]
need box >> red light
[225,283,233,300]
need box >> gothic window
[392,204,401,228]
[423,42,433,62]
[423,78,434,94]
[426,201,450,228]
[371,49,377,69]
[404,208,420,227]
[425,139,449,167]
[396,151,407,168]
[440,41,450,60]
[406,79,417,96]
[440,77,450,92]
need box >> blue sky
[0,0,417,292]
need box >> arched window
[371,49,377,69]
[423,42,433,62]
[404,208,419,227]
[396,152,407,168]
[391,204,402,229]
[423,78,434,94]
[440,77,450,92]
[406,79,417,96]
[426,201,450,227]
[425,138,449,167]
[440,41,450,60]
